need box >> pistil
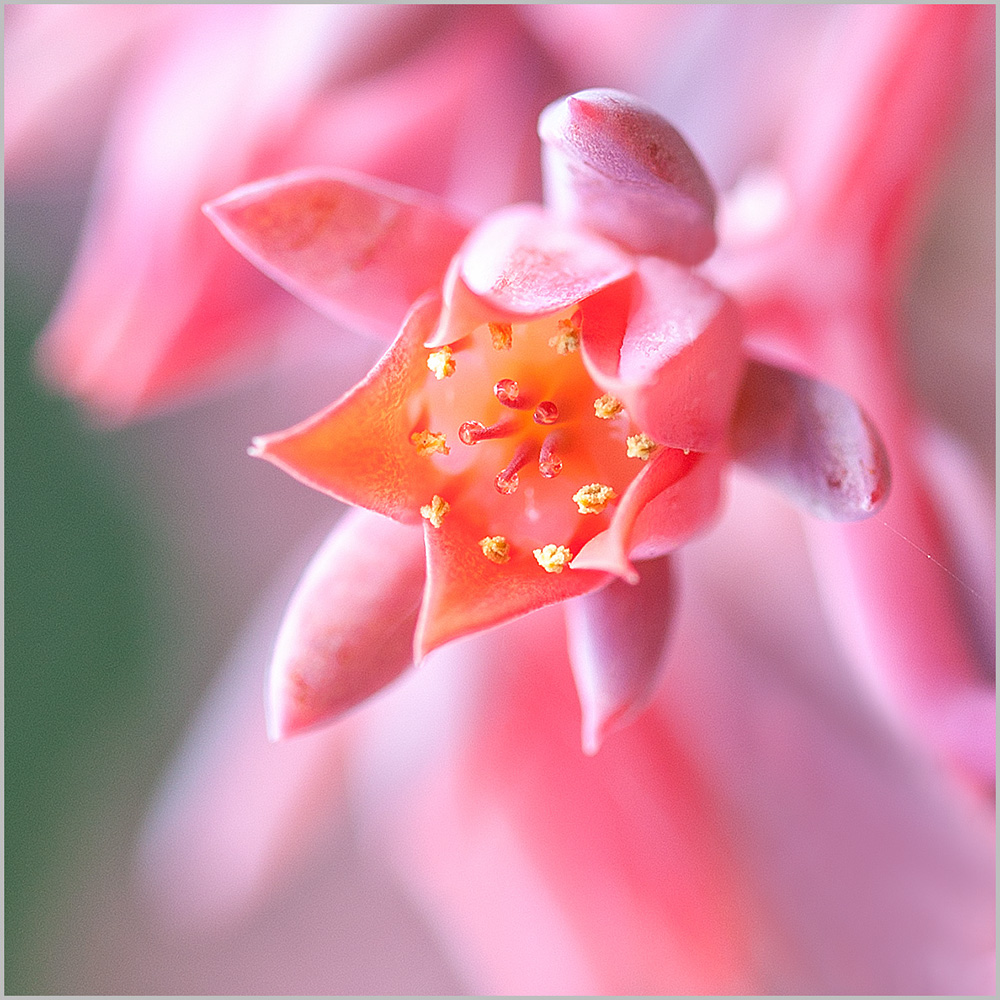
[538,433,563,479]
[459,418,517,445]
[533,400,559,425]
[495,441,534,495]
[494,378,530,409]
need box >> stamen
[533,400,559,425]
[479,535,511,564]
[489,322,513,351]
[572,483,617,514]
[538,433,563,479]
[426,345,456,380]
[419,495,450,528]
[495,441,533,495]
[494,378,529,408]
[533,543,573,573]
[459,418,516,445]
[626,432,657,460]
[594,393,624,419]
[549,311,582,355]
[410,430,450,456]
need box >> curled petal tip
[539,88,717,264]
[580,702,632,757]
[567,556,677,756]
[731,360,891,522]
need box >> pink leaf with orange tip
[205,169,471,340]
[538,88,717,264]
[268,510,426,740]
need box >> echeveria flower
[13,6,568,422]
[206,90,889,751]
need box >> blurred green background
[5,263,171,994]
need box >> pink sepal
[729,359,891,521]
[581,256,744,452]
[538,89,717,264]
[206,169,470,340]
[268,510,425,740]
[565,554,677,754]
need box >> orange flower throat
[411,307,651,570]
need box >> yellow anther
[479,535,511,564]
[572,483,618,515]
[594,393,624,419]
[420,495,450,528]
[626,432,657,461]
[548,318,580,355]
[410,430,450,456]
[489,322,513,351]
[533,543,573,573]
[426,345,456,380]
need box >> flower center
[413,306,647,567]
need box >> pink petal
[29,7,531,422]
[581,256,744,451]
[205,169,471,341]
[268,510,426,740]
[729,359,891,521]
[564,554,677,754]
[32,7,361,422]
[538,89,717,264]
[780,5,982,269]
[428,204,635,346]
[572,448,724,582]
[139,577,350,929]
[388,608,756,994]
[915,424,995,672]
[3,4,173,185]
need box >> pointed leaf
[415,510,610,660]
[268,510,425,739]
[205,168,471,339]
[565,554,677,754]
[539,88,717,264]
[251,293,443,521]
[730,359,891,520]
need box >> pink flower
[10,5,568,422]
[14,5,992,994]
[144,9,990,994]
[204,90,889,755]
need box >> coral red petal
[205,169,471,340]
[268,510,426,740]
[729,359,891,521]
[250,294,442,522]
[572,448,724,581]
[581,257,744,451]
[565,554,678,755]
[538,88,717,264]
[415,510,610,660]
